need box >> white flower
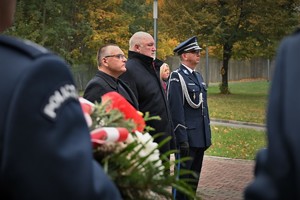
[126,131,164,174]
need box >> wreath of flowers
[80,92,197,200]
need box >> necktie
[192,71,199,84]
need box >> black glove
[179,141,189,157]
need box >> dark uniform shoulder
[178,67,190,76]
[169,70,180,83]
[0,35,51,59]
[293,27,300,35]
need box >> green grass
[81,80,269,160]
[205,126,266,160]
[205,80,269,160]
[207,80,270,124]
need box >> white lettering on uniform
[43,84,78,119]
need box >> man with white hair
[120,31,176,156]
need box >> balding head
[129,31,156,58]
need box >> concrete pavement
[194,119,263,200]
[197,156,254,200]
[210,118,266,131]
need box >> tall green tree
[121,0,153,34]
[161,0,300,94]
[7,0,92,64]
[6,0,299,91]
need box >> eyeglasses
[185,50,201,54]
[104,54,126,60]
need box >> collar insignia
[183,69,189,75]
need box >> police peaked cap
[173,36,202,55]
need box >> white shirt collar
[182,64,194,74]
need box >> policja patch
[43,83,78,120]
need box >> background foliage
[161,0,300,93]
[4,0,300,93]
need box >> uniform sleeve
[245,36,293,199]
[167,72,188,144]
[2,55,122,199]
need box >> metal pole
[153,0,158,58]
[267,58,270,82]
[205,45,209,86]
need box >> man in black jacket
[0,1,121,199]
[120,31,176,155]
[244,29,300,200]
[84,44,138,109]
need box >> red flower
[102,92,145,132]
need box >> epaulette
[0,35,50,59]
[177,68,189,75]
[169,71,179,82]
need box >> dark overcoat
[83,70,138,109]
[0,35,121,200]
[167,65,211,148]
[119,51,176,153]
[245,30,300,199]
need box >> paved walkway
[210,118,266,131]
[194,119,262,200]
[197,156,254,200]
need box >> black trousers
[175,147,205,200]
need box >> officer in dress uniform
[167,36,212,200]
[0,0,121,199]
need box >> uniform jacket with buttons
[167,65,211,148]
[0,35,121,200]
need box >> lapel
[96,70,117,90]
[193,71,203,86]
[179,65,199,86]
[96,71,139,109]
[118,79,139,109]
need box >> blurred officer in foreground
[244,30,300,200]
[167,36,211,200]
[0,0,122,199]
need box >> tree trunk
[220,43,232,94]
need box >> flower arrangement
[80,92,198,200]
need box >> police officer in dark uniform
[244,29,300,200]
[167,36,211,200]
[0,1,121,199]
